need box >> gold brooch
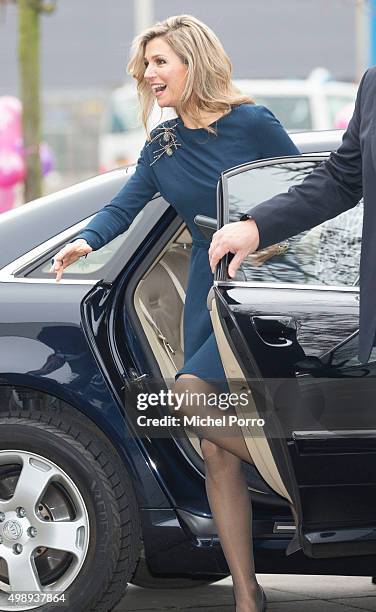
[147,122,181,166]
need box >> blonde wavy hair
[127,14,254,139]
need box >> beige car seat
[134,229,192,383]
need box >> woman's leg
[172,373,255,461]
[172,374,264,612]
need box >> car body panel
[0,281,172,511]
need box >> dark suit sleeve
[248,70,368,250]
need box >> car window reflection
[227,161,363,288]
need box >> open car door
[208,156,376,560]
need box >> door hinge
[120,368,150,394]
[128,368,150,384]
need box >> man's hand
[208,219,260,277]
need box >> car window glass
[253,95,312,131]
[25,207,147,279]
[226,160,362,288]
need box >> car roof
[291,129,343,153]
[0,129,343,270]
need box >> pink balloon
[0,96,22,116]
[13,138,24,155]
[11,140,54,176]
[40,142,54,176]
[0,97,54,181]
[0,96,22,150]
[0,186,16,213]
[0,151,26,188]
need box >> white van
[99,68,357,171]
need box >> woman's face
[144,37,188,108]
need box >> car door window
[32,231,131,277]
[22,200,158,280]
[24,215,145,279]
[226,160,363,287]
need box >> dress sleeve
[74,143,157,250]
[253,105,301,158]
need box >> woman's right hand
[49,238,93,282]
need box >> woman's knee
[174,373,206,392]
[172,373,212,415]
[200,438,237,463]
[200,438,222,457]
[200,439,241,477]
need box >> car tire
[0,401,142,612]
[131,554,228,589]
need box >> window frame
[218,154,362,292]
[0,195,170,285]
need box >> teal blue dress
[74,104,299,392]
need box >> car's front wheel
[0,402,141,612]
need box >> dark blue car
[0,129,375,612]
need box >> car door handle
[251,315,296,347]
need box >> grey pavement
[114,574,376,611]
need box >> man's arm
[250,69,365,250]
[209,69,368,277]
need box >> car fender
[0,329,171,510]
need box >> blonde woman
[51,15,299,611]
